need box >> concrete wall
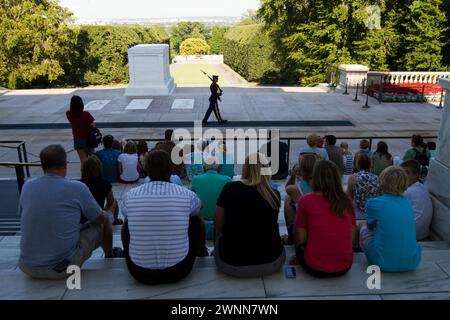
[426,78,450,241]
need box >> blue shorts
[74,139,87,150]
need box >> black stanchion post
[362,87,370,108]
[362,78,366,95]
[378,75,383,104]
[343,78,349,95]
[437,89,444,109]
[421,85,426,103]
[353,83,360,102]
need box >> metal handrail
[0,162,41,193]
[0,140,30,177]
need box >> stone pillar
[124,44,176,96]
[338,64,369,88]
[426,78,450,241]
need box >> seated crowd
[18,125,435,284]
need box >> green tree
[0,0,76,88]
[169,22,209,54]
[399,0,447,70]
[350,1,397,71]
[258,0,450,85]
[442,0,450,68]
[179,38,210,55]
[208,26,229,54]
[189,26,206,40]
[258,0,354,85]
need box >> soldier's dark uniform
[202,76,226,124]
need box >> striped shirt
[121,181,201,269]
[344,153,354,175]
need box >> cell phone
[284,266,296,279]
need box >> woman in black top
[79,155,123,258]
[214,153,285,277]
[79,155,123,225]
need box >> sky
[58,0,261,19]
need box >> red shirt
[296,193,355,273]
[66,111,94,139]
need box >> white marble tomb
[124,44,176,96]
[338,64,370,88]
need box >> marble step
[2,251,450,300]
[1,250,450,300]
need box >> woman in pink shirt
[295,160,356,277]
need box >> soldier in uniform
[202,74,227,124]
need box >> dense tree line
[3,0,448,88]
[0,0,168,88]
[257,0,450,86]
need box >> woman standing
[295,160,356,277]
[214,153,285,277]
[66,95,95,166]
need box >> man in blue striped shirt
[121,149,202,284]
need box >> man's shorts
[19,223,103,280]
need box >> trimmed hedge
[65,25,169,86]
[223,24,278,82]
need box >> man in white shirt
[400,160,433,240]
[121,149,202,284]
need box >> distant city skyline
[58,0,261,20]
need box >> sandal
[105,247,124,258]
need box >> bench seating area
[2,177,449,300]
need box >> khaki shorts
[19,223,103,280]
[214,235,286,278]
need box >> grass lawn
[170,64,230,85]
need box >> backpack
[413,148,430,179]
[87,127,102,149]
[413,148,430,166]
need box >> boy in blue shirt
[95,135,121,182]
[359,166,421,272]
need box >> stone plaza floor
[0,84,448,299]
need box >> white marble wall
[338,64,369,88]
[124,44,176,96]
[426,78,450,241]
